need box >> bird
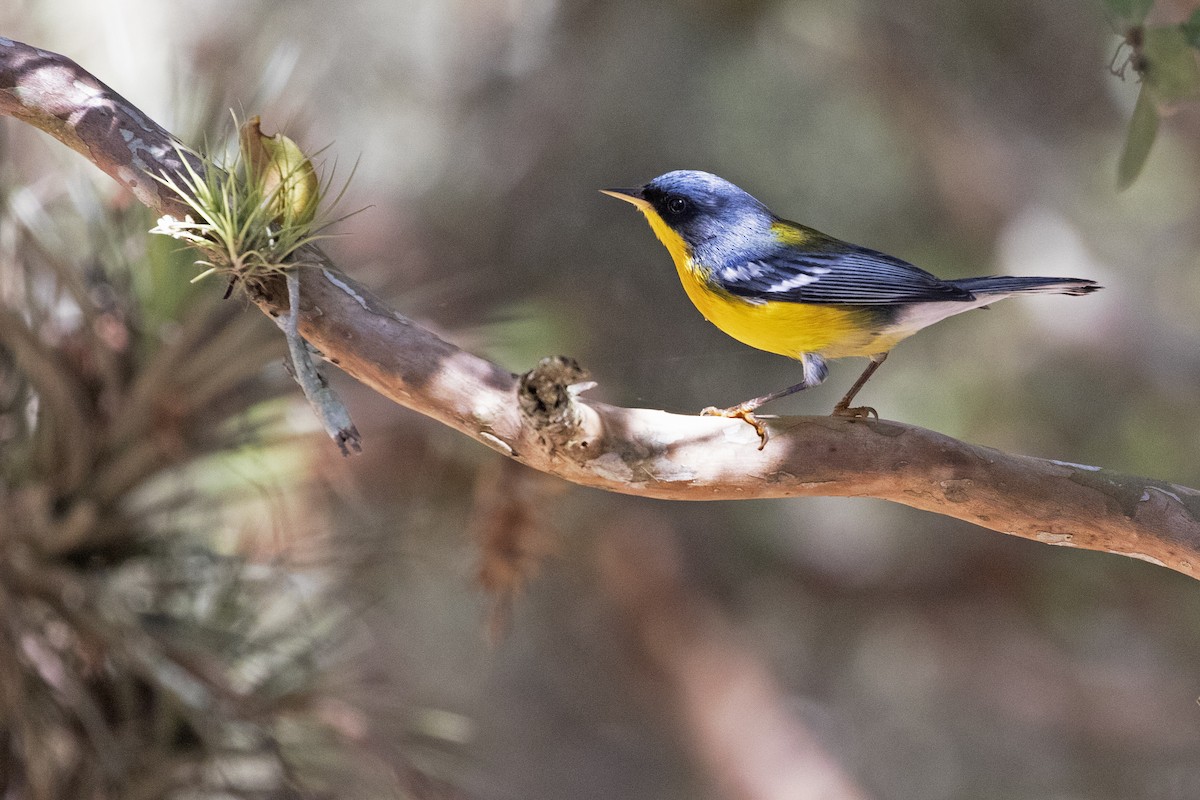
[602,170,1100,449]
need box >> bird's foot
[701,403,770,450]
[831,403,878,419]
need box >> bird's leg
[702,380,810,448]
[702,354,828,449]
[832,353,888,419]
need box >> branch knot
[517,356,593,446]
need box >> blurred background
[3,0,1200,797]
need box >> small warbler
[603,170,1100,448]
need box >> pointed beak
[600,186,650,210]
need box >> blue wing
[711,235,974,306]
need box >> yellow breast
[638,207,899,359]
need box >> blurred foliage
[1106,1,1200,187]
[1118,83,1161,188]
[0,145,427,796]
[1102,0,1155,22]
[5,0,1200,798]
[1185,8,1200,47]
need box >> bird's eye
[666,196,689,215]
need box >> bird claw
[832,404,878,419]
[701,404,770,450]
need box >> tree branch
[598,516,871,799]
[4,36,1198,579]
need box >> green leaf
[1101,0,1154,24]
[1181,9,1200,50]
[1117,86,1160,189]
[1143,25,1200,103]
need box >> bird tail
[950,276,1101,297]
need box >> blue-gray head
[602,170,776,258]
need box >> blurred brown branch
[598,514,871,800]
[4,36,1199,580]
